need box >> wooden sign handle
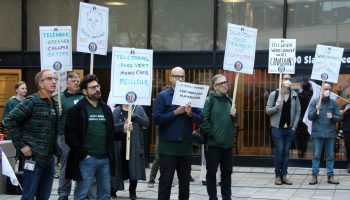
[278,73,282,101]
[57,73,62,113]
[126,104,132,160]
[317,81,325,115]
[232,72,240,109]
[90,53,94,75]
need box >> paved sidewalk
[1,166,350,200]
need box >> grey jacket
[266,90,301,129]
[112,105,150,181]
[308,97,341,138]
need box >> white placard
[311,44,344,83]
[172,82,209,108]
[77,2,109,55]
[108,47,153,106]
[223,23,257,74]
[53,71,67,96]
[40,26,72,72]
[268,38,296,74]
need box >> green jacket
[59,90,83,136]
[200,92,238,148]
[4,91,60,167]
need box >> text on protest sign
[268,38,296,74]
[40,26,72,72]
[77,2,109,55]
[223,23,257,74]
[109,47,153,106]
[311,44,344,83]
[172,82,209,108]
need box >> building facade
[1,0,350,167]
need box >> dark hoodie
[200,92,237,148]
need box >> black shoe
[58,196,68,200]
[202,181,206,185]
[190,176,195,182]
[129,191,137,200]
[110,190,117,198]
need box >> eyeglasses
[41,77,58,82]
[215,81,228,87]
[87,84,101,90]
[171,75,185,80]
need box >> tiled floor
[1,166,349,200]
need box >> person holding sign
[153,66,203,200]
[266,74,300,185]
[4,70,60,200]
[111,104,149,199]
[200,74,237,200]
[308,83,341,185]
[64,74,121,199]
[340,100,350,173]
[57,72,83,200]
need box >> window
[218,0,283,50]
[152,0,214,51]
[27,0,81,51]
[287,0,350,50]
[0,0,21,50]
[92,0,148,49]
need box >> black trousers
[296,123,309,158]
[158,155,191,200]
[344,133,350,164]
[206,146,233,200]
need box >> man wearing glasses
[57,72,84,200]
[266,74,300,185]
[200,74,237,200]
[153,66,203,200]
[64,74,120,199]
[5,69,60,199]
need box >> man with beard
[65,74,119,199]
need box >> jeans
[21,156,55,200]
[271,127,295,177]
[312,138,336,176]
[158,155,191,200]
[206,146,233,200]
[74,157,110,200]
[58,135,72,197]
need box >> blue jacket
[152,87,203,143]
[308,97,341,138]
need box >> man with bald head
[153,66,203,200]
[308,82,341,185]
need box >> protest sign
[77,2,109,55]
[172,82,209,108]
[39,26,72,72]
[268,38,296,74]
[108,47,153,106]
[223,23,257,74]
[311,44,344,83]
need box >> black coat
[64,98,121,180]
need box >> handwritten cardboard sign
[108,47,153,106]
[311,44,344,83]
[40,26,72,72]
[223,23,257,74]
[77,2,109,55]
[172,82,209,108]
[268,38,296,74]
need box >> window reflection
[152,0,214,51]
[218,0,283,50]
[287,0,350,49]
